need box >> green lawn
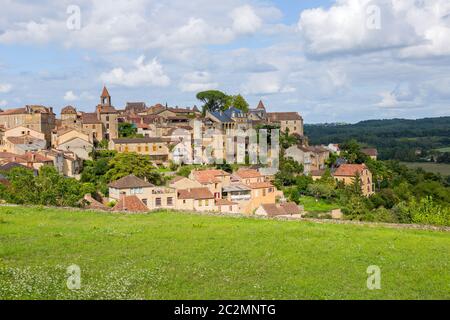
[401,162,450,176]
[298,196,340,213]
[0,206,449,300]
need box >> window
[156,198,162,207]
[268,188,274,193]
[131,188,143,195]
[124,146,129,152]
[183,200,186,204]
[142,199,148,206]
[167,197,173,206]
[263,189,266,197]
[145,146,149,152]
[153,145,157,152]
[137,146,142,152]
[205,200,209,206]
[229,206,233,212]
[106,116,109,121]
[199,200,203,207]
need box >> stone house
[109,137,172,164]
[333,164,375,197]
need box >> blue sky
[0,0,449,123]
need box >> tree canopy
[196,90,229,114]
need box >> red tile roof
[112,195,148,212]
[61,106,77,114]
[333,164,368,177]
[101,86,111,98]
[235,168,262,179]
[247,182,274,189]
[260,202,300,217]
[178,187,214,200]
[81,112,101,124]
[192,169,230,184]
[256,100,266,110]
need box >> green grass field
[401,162,450,176]
[0,206,449,300]
[298,196,340,213]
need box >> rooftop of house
[81,112,102,124]
[362,148,378,157]
[235,168,262,179]
[333,164,368,177]
[177,187,215,200]
[108,175,155,189]
[192,169,231,184]
[6,135,46,147]
[112,195,148,212]
[267,112,302,121]
[260,202,301,217]
[61,106,77,114]
[247,181,274,189]
[101,86,111,98]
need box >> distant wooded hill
[305,117,450,161]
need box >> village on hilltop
[0,87,376,216]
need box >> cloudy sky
[0,0,449,123]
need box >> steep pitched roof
[280,202,301,215]
[333,164,368,177]
[177,187,214,200]
[256,100,266,110]
[101,86,111,98]
[108,175,155,189]
[112,195,148,212]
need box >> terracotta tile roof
[98,105,118,114]
[267,112,302,121]
[0,162,29,171]
[0,107,27,115]
[84,194,109,211]
[215,198,237,206]
[260,204,284,217]
[280,202,301,215]
[101,86,111,98]
[192,169,230,184]
[333,164,368,177]
[362,148,378,157]
[81,112,101,124]
[23,152,53,163]
[235,168,262,179]
[177,187,214,200]
[108,175,155,189]
[247,181,274,189]
[261,202,300,217]
[113,195,148,212]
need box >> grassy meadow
[0,206,449,300]
[401,162,450,176]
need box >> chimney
[120,192,127,211]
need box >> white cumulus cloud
[231,5,262,34]
[100,56,170,87]
[64,91,79,101]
